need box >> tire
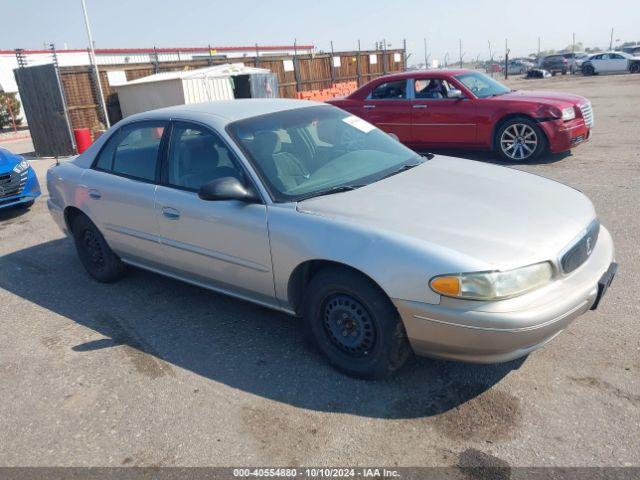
[561,69,567,75]
[630,63,640,74]
[551,71,557,76]
[303,267,411,379]
[495,117,547,162]
[72,214,126,282]
[582,64,595,76]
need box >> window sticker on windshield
[342,115,376,133]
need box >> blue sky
[2,0,639,61]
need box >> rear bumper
[539,118,591,153]
[393,226,615,363]
[47,198,69,235]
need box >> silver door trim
[104,224,160,243]
[158,235,271,273]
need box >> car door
[81,121,167,265]
[359,79,412,142]
[409,77,477,146]
[154,121,275,304]
[609,53,629,72]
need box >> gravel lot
[0,73,638,469]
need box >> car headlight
[561,106,576,121]
[429,262,554,301]
[12,159,30,174]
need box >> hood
[297,156,596,270]
[0,147,22,172]
[494,90,588,107]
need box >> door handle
[412,104,428,109]
[364,104,376,109]
[88,189,102,199]
[162,207,180,220]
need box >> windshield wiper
[296,184,365,201]
[377,160,423,181]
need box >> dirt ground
[0,73,638,468]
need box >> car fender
[267,204,487,310]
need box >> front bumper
[394,226,615,363]
[539,118,591,153]
[0,167,41,210]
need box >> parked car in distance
[582,51,640,75]
[47,100,617,379]
[562,52,589,73]
[506,60,532,75]
[327,69,594,161]
[0,147,40,211]
[540,55,569,75]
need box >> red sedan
[327,69,593,161]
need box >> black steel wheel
[322,294,377,357]
[304,267,411,379]
[72,214,126,282]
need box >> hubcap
[82,229,105,270]
[322,294,376,357]
[500,123,538,160]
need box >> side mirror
[198,177,260,203]
[448,89,465,100]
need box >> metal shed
[115,63,278,117]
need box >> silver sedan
[47,99,617,379]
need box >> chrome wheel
[500,123,538,160]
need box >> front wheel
[303,268,411,379]
[496,117,546,162]
[72,214,126,282]
[582,64,595,76]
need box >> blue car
[0,146,41,210]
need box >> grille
[561,219,600,274]
[0,171,27,199]
[579,102,594,127]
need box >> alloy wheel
[500,123,538,160]
[322,294,376,357]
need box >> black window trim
[90,119,170,185]
[366,79,411,101]
[159,119,265,204]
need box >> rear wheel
[496,117,546,162]
[303,267,411,379]
[72,214,126,282]
[630,63,640,74]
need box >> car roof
[370,69,473,81]
[125,98,322,125]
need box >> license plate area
[590,262,618,310]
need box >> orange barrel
[74,128,92,154]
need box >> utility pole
[504,38,510,80]
[80,0,109,128]
[538,36,541,61]
[424,38,428,68]
[459,39,463,68]
[609,28,615,50]
[571,32,576,74]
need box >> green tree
[0,92,22,130]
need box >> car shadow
[0,204,31,222]
[421,148,572,166]
[0,238,525,419]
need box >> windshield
[227,106,422,202]
[455,72,511,98]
